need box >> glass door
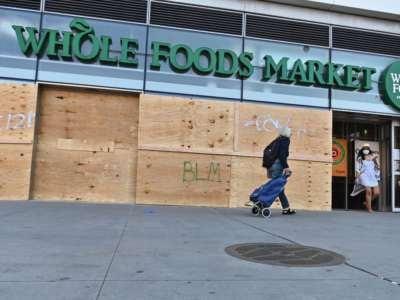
[332,114,391,211]
[391,121,400,212]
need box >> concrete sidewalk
[0,201,399,300]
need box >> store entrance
[332,112,391,211]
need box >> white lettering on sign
[393,83,400,94]
[0,111,35,130]
[391,73,400,84]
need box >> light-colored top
[356,159,380,188]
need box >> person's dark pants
[277,190,290,209]
[267,159,290,209]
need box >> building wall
[31,86,139,203]
[136,93,332,211]
[170,0,400,34]
[0,83,37,200]
[0,85,332,210]
[0,1,398,210]
[3,5,398,115]
[270,0,400,19]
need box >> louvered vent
[45,0,147,23]
[150,1,243,35]
[0,0,40,10]
[333,27,400,57]
[246,15,329,47]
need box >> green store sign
[12,18,382,94]
[381,61,400,110]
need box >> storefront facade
[1,0,399,211]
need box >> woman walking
[353,144,380,213]
[266,126,296,215]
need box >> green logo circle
[332,140,345,166]
[381,61,400,110]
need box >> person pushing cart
[248,126,296,218]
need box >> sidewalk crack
[95,204,135,300]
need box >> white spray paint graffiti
[243,115,311,137]
[0,112,35,130]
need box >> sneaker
[245,201,253,207]
[282,208,296,215]
[350,183,365,197]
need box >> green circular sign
[381,61,400,110]
[332,140,345,166]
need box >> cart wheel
[251,205,260,216]
[261,208,271,218]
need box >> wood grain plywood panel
[138,94,235,154]
[236,102,332,162]
[57,138,115,153]
[0,144,32,200]
[230,157,331,211]
[0,83,37,144]
[37,86,138,150]
[32,86,139,203]
[33,145,136,202]
[305,161,332,210]
[136,150,231,207]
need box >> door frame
[333,112,392,211]
[391,120,400,212]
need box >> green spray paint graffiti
[182,161,222,183]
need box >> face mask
[362,149,370,155]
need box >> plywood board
[32,145,136,202]
[139,94,235,154]
[230,157,331,211]
[32,86,139,203]
[0,144,32,200]
[236,102,332,162]
[137,94,332,210]
[37,87,138,150]
[306,161,332,210]
[0,83,37,144]
[136,150,232,207]
[57,138,115,153]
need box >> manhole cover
[225,243,345,267]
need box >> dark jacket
[277,136,290,169]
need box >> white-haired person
[266,126,296,215]
[351,144,380,213]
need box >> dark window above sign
[0,0,40,10]
[45,0,147,23]
[150,1,243,36]
[246,14,330,47]
[333,27,400,57]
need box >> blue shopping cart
[249,174,290,218]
